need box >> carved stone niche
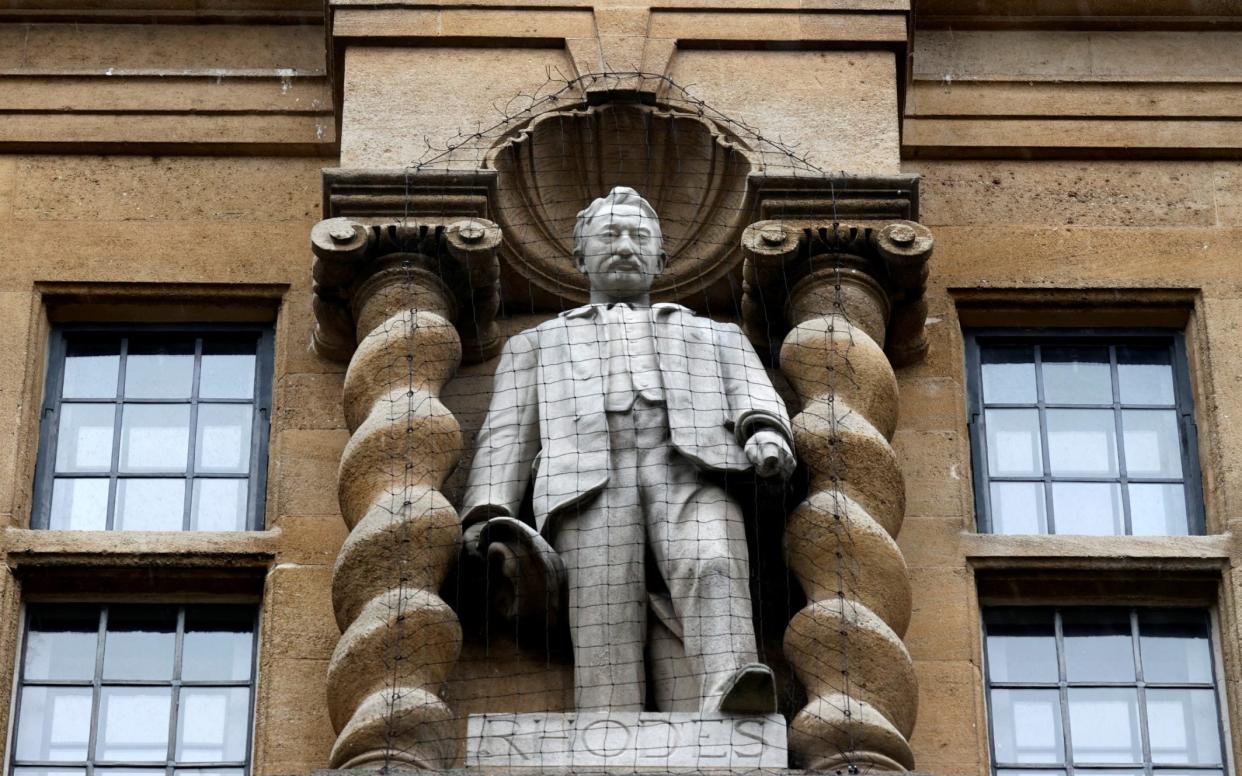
[485,101,751,305]
[310,97,933,772]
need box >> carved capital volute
[311,216,504,363]
[741,217,933,367]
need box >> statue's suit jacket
[460,303,793,537]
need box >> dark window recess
[983,606,1227,776]
[33,327,273,531]
[10,603,258,776]
[965,332,1204,535]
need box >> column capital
[310,215,503,362]
[741,216,933,367]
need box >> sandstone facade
[0,1,1239,775]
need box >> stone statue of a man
[461,186,796,714]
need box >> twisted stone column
[743,221,932,771]
[311,217,502,769]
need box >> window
[34,327,273,531]
[966,332,1202,535]
[10,604,258,776]
[984,607,1227,776]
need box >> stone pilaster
[742,218,933,771]
[311,216,503,768]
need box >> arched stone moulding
[311,209,503,768]
[741,174,933,772]
[484,100,753,304]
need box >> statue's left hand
[745,429,796,480]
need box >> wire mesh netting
[331,69,894,775]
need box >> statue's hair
[572,186,662,257]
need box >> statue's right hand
[462,522,487,558]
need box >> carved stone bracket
[311,208,503,769]
[311,214,504,364]
[740,177,933,772]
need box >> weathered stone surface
[0,23,324,72]
[340,47,578,168]
[263,564,340,660]
[466,712,788,768]
[909,161,1218,228]
[272,429,350,518]
[275,373,347,431]
[0,158,14,220]
[12,156,323,223]
[914,30,1242,82]
[667,50,900,174]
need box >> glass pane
[997,772,1067,776]
[1046,409,1118,476]
[1051,482,1123,536]
[1064,609,1135,682]
[25,606,99,681]
[191,479,248,531]
[55,403,116,473]
[1042,346,1112,404]
[97,687,172,762]
[990,481,1047,534]
[200,339,256,400]
[1118,346,1176,405]
[103,605,176,680]
[1068,687,1142,764]
[63,339,120,399]
[115,479,185,531]
[124,338,194,399]
[986,409,1043,476]
[1122,410,1183,478]
[1140,610,1212,684]
[176,687,250,762]
[182,607,254,681]
[1130,483,1189,536]
[195,405,252,475]
[985,610,1057,682]
[15,687,92,760]
[174,771,244,776]
[49,478,109,530]
[991,688,1063,764]
[981,346,1036,404]
[95,770,165,776]
[120,404,190,473]
[1146,688,1223,765]
[15,769,87,776]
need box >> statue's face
[575,201,665,297]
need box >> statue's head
[573,186,666,299]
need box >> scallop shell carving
[485,102,754,302]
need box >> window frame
[981,604,1230,776]
[8,602,261,776]
[965,328,1205,536]
[32,324,275,531]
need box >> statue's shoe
[717,663,777,714]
